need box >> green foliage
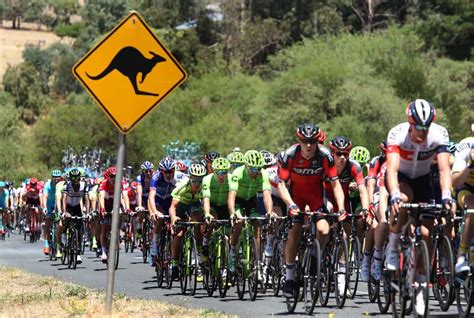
[54,23,83,38]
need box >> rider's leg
[456,193,474,273]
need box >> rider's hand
[337,209,348,222]
[368,202,376,215]
[266,211,277,221]
[390,190,401,215]
[156,211,165,219]
[135,206,144,212]
[349,182,358,192]
[204,213,214,224]
[287,204,300,217]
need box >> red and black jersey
[278,144,337,210]
[377,162,388,189]
[324,159,365,211]
[367,155,386,180]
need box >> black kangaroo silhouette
[86,46,166,96]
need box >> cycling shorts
[26,198,41,207]
[66,204,82,217]
[257,194,287,216]
[155,197,172,215]
[235,196,259,217]
[176,202,203,220]
[210,204,230,220]
[397,173,433,203]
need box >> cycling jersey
[452,137,474,186]
[324,158,365,212]
[278,144,337,211]
[387,122,449,179]
[171,180,203,206]
[43,180,57,212]
[127,187,137,205]
[229,165,271,201]
[55,180,66,197]
[0,189,9,208]
[367,155,386,180]
[63,181,89,207]
[202,173,229,207]
[136,173,152,201]
[99,179,126,200]
[24,184,43,200]
[266,165,280,197]
[150,171,187,200]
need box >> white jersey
[452,137,474,186]
[257,165,280,198]
[63,181,88,207]
[387,122,449,179]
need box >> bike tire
[319,244,332,307]
[218,237,230,298]
[285,256,300,313]
[304,240,320,315]
[272,239,284,297]
[156,235,165,288]
[334,239,349,309]
[236,242,246,300]
[347,236,361,299]
[248,237,259,301]
[412,240,430,317]
[433,235,454,312]
[377,249,392,314]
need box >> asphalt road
[0,233,461,317]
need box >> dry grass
[0,266,233,318]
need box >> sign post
[72,11,186,314]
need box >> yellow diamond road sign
[73,12,187,134]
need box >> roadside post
[72,11,186,313]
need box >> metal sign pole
[105,132,125,313]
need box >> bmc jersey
[278,144,337,210]
[63,181,88,207]
[99,179,126,200]
[229,165,271,201]
[452,137,474,186]
[150,171,187,201]
[367,155,386,180]
[202,173,229,207]
[387,122,449,179]
[324,159,365,211]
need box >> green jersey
[202,173,229,207]
[55,181,66,197]
[171,180,203,206]
[229,166,271,201]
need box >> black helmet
[204,151,221,163]
[296,123,322,141]
[329,136,353,152]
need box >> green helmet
[51,169,62,177]
[212,157,231,171]
[188,163,207,177]
[244,150,264,168]
[227,151,245,164]
[349,146,371,165]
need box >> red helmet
[296,123,323,141]
[175,161,187,173]
[105,166,117,179]
[29,178,38,185]
[130,181,138,189]
[318,128,326,143]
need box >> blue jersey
[136,173,151,200]
[0,189,9,208]
[150,171,188,201]
[44,180,57,210]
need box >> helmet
[188,163,207,177]
[51,169,62,178]
[140,160,154,170]
[447,142,457,154]
[406,99,436,128]
[29,178,38,185]
[212,157,231,171]
[318,128,327,143]
[227,151,245,164]
[0,181,5,188]
[130,181,138,189]
[69,168,81,178]
[329,136,353,152]
[260,150,276,167]
[105,166,117,179]
[379,140,388,153]
[296,123,323,141]
[175,161,187,173]
[349,146,371,165]
[159,156,175,172]
[244,150,264,168]
[204,151,221,163]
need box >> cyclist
[452,129,474,274]
[61,168,90,264]
[386,99,452,315]
[22,178,43,234]
[0,181,9,236]
[204,151,221,174]
[278,123,346,298]
[54,173,68,258]
[228,150,273,279]
[88,177,101,250]
[136,161,154,211]
[148,157,187,266]
[169,162,207,279]
[175,161,188,173]
[42,169,62,255]
[99,166,129,262]
[227,150,245,172]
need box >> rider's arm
[262,190,273,215]
[437,152,452,199]
[377,186,389,223]
[452,142,472,187]
[148,188,158,216]
[169,198,179,223]
[42,189,48,211]
[331,179,346,212]
[99,190,105,211]
[62,189,68,215]
[136,182,143,208]
[122,189,130,211]
[386,150,400,198]
[203,197,211,216]
[228,190,237,217]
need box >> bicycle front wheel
[334,239,349,308]
[412,239,430,318]
[347,236,361,299]
[236,242,246,300]
[303,240,320,315]
[248,237,259,301]
[433,234,454,311]
[218,237,230,298]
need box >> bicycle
[234,215,266,301]
[267,216,290,297]
[345,213,364,300]
[140,212,153,264]
[176,220,202,296]
[204,219,231,298]
[390,202,438,318]
[27,205,41,243]
[64,215,85,270]
[48,213,60,261]
[155,215,172,288]
[455,208,474,317]
[123,211,136,253]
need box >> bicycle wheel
[236,241,246,300]
[303,240,320,315]
[412,240,430,317]
[218,237,230,298]
[391,247,413,318]
[142,227,149,263]
[285,258,300,313]
[180,237,189,294]
[334,239,349,308]
[347,236,361,299]
[433,235,454,311]
[319,245,332,307]
[125,234,130,253]
[272,239,284,297]
[248,237,259,301]
[377,250,392,314]
[156,235,165,288]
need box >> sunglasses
[248,167,261,173]
[144,169,153,174]
[334,151,349,157]
[214,170,228,176]
[231,163,241,168]
[300,139,318,145]
[71,176,81,181]
[161,169,175,175]
[190,178,203,184]
[413,124,430,131]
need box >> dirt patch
[0,25,67,80]
[0,266,233,317]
